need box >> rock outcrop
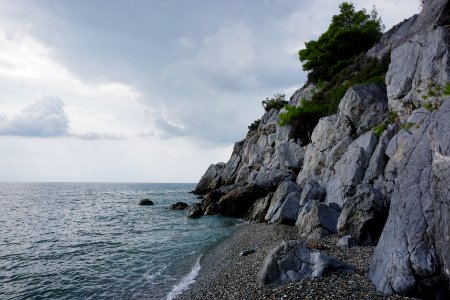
[369,99,450,298]
[194,0,450,297]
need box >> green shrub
[262,94,288,112]
[423,103,436,112]
[299,2,383,83]
[372,123,388,137]
[248,119,260,132]
[278,99,328,145]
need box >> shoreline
[175,223,417,300]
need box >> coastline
[175,223,417,300]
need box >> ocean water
[0,183,240,300]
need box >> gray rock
[369,99,450,297]
[244,193,273,223]
[385,129,412,159]
[325,132,378,207]
[288,83,317,106]
[217,183,269,218]
[337,185,388,245]
[194,163,225,194]
[296,200,341,237]
[275,141,305,170]
[169,202,188,210]
[265,181,302,223]
[186,203,203,218]
[257,240,353,286]
[336,235,356,248]
[338,84,389,135]
[299,179,325,206]
[200,182,246,213]
[254,167,295,190]
[268,191,302,225]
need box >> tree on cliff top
[299,2,384,83]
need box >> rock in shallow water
[257,240,353,286]
[186,203,203,218]
[139,198,154,206]
[169,202,188,210]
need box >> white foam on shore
[166,256,201,300]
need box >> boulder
[299,179,325,205]
[139,199,154,206]
[169,202,188,210]
[265,181,302,225]
[337,185,388,245]
[275,141,305,170]
[338,84,389,135]
[296,200,341,237]
[244,193,273,223]
[369,99,450,298]
[186,203,203,218]
[336,235,356,248]
[200,183,246,214]
[216,183,269,218]
[257,240,353,286]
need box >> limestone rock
[265,181,302,225]
[275,141,305,170]
[337,185,388,245]
[194,163,225,195]
[369,99,450,297]
[257,240,353,286]
[336,235,356,248]
[338,84,389,135]
[296,200,341,237]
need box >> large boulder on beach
[369,99,450,297]
[257,240,353,286]
[186,203,203,218]
[216,183,269,218]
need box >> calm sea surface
[0,183,240,300]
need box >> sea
[0,182,241,300]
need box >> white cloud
[178,36,197,49]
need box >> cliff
[193,0,450,298]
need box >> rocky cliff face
[194,0,450,298]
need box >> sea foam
[166,256,201,300]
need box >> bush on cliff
[262,93,288,112]
[299,2,384,83]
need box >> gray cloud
[0,96,69,137]
[0,96,123,140]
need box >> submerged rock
[139,198,154,206]
[257,240,353,286]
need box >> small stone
[139,198,154,206]
[240,248,257,257]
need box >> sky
[0,0,420,182]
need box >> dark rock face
[169,202,188,210]
[337,185,388,245]
[194,163,225,195]
[257,240,353,286]
[139,199,154,206]
[216,183,269,218]
[244,193,273,223]
[186,203,203,218]
[369,99,450,298]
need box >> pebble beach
[177,223,417,300]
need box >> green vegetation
[278,99,328,145]
[299,2,383,83]
[372,112,398,137]
[262,94,288,112]
[423,103,437,112]
[248,119,260,132]
[444,83,450,96]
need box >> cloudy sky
[0,0,419,182]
